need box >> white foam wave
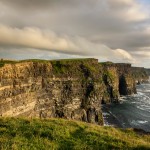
[137,120,148,124]
[137,92,144,96]
[136,106,146,111]
[140,105,150,108]
[131,102,136,104]
[145,90,150,92]
[131,120,148,126]
[102,112,110,116]
[131,120,139,126]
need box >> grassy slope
[0,118,150,150]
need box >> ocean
[102,80,150,132]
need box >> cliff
[99,62,136,103]
[131,67,149,83]
[0,58,147,125]
[0,59,104,125]
[145,69,150,76]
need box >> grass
[50,58,100,79]
[0,118,149,150]
[51,61,68,74]
[0,60,18,67]
[0,59,99,76]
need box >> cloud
[0,0,149,67]
[115,49,134,61]
[131,48,150,57]
[0,24,134,63]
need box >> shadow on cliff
[119,75,128,95]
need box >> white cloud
[108,0,148,21]
[0,0,149,67]
[131,49,150,57]
[115,49,135,62]
[0,24,134,63]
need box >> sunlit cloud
[0,0,149,67]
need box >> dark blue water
[102,81,150,132]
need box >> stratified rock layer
[0,59,148,125]
[145,69,150,76]
[131,67,149,83]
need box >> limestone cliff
[0,59,104,125]
[145,69,150,76]
[131,67,149,83]
[100,62,136,103]
[0,58,147,125]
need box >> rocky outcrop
[0,58,147,125]
[116,63,137,95]
[131,67,149,84]
[0,59,104,125]
[145,69,150,76]
[100,62,136,103]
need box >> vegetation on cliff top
[0,118,149,150]
[0,58,96,65]
[0,58,99,75]
[0,59,18,67]
[50,58,100,78]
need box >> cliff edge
[0,59,148,125]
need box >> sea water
[102,81,150,132]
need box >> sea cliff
[0,59,149,125]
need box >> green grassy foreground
[0,118,150,150]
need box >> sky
[0,0,150,67]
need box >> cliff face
[145,69,150,76]
[100,64,119,104]
[131,67,149,83]
[0,59,104,125]
[116,64,137,95]
[0,59,146,125]
[100,63,136,104]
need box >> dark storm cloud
[0,0,149,67]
